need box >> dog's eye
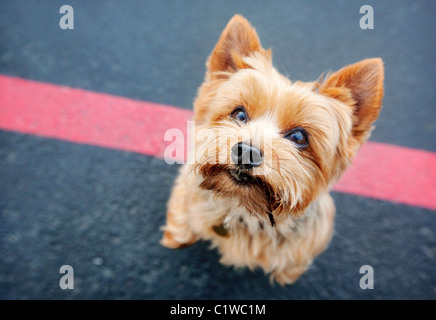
[230,106,248,123]
[285,128,309,148]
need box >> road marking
[1,75,435,210]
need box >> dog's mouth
[228,167,277,226]
[228,167,259,185]
[197,163,279,224]
[199,163,271,193]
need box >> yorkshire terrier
[161,15,384,284]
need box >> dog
[161,14,384,284]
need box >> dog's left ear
[320,58,384,145]
[207,14,271,76]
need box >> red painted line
[0,75,192,159]
[1,74,435,210]
[334,142,436,210]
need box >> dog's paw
[271,265,309,285]
[160,230,197,249]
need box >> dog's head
[192,15,384,221]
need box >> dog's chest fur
[178,164,335,278]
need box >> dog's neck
[204,183,323,239]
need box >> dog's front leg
[161,168,198,249]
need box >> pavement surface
[0,0,435,299]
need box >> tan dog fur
[161,15,384,285]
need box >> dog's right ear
[207,15,270,76]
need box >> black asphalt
[1,0,435,299]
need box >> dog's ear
[320,58,384,145]
[207,15,270,76]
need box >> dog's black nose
[231,142,263,169]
